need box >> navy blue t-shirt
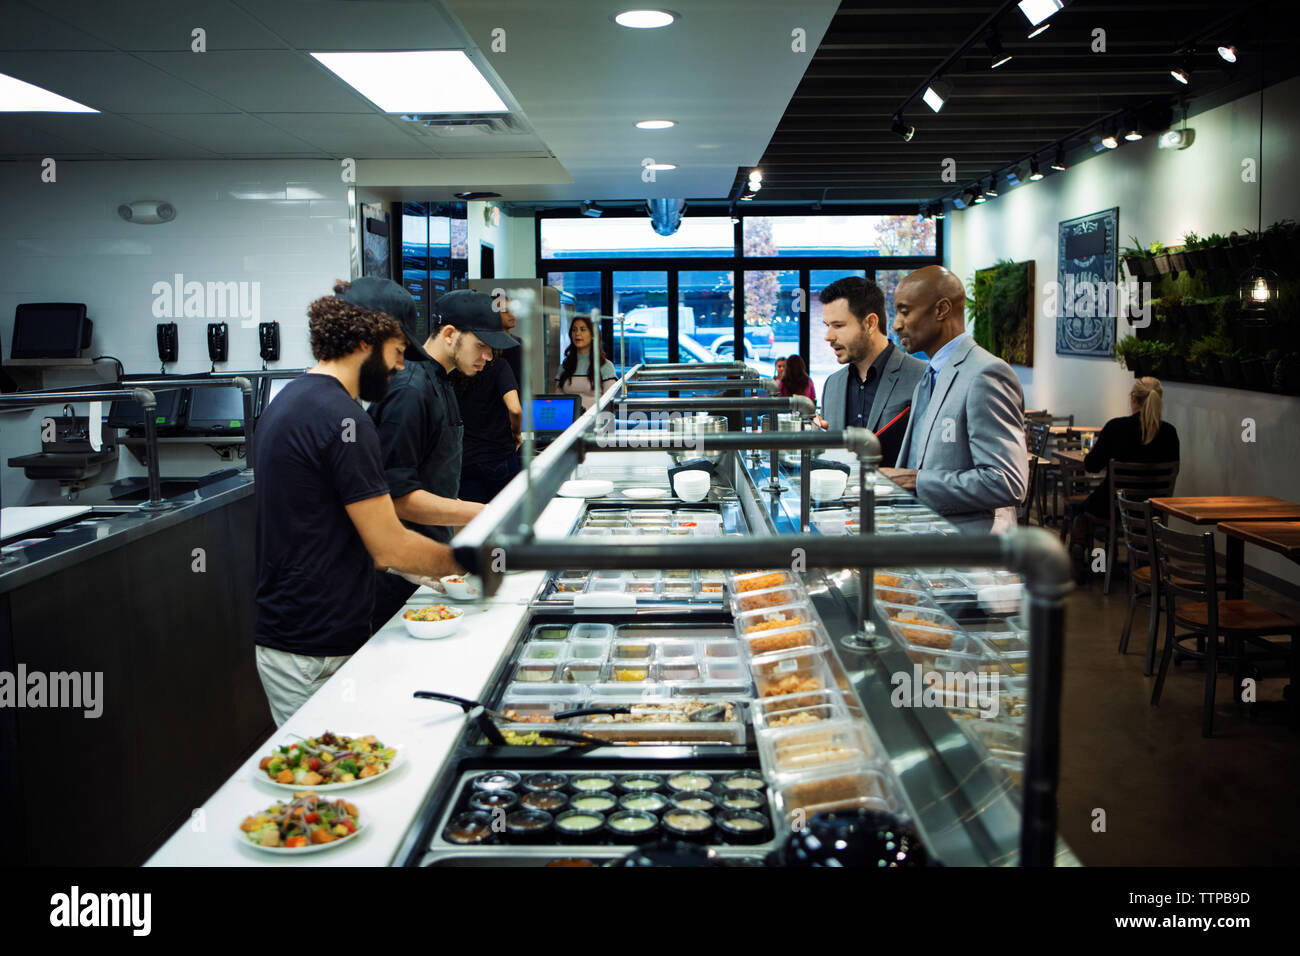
[254,373,390,656]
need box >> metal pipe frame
[0,388,167,510]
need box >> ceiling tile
[136,51,377,112]
[0,51,238,113]
[122,113,329,155]
[21,0,290,51]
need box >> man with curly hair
[367,287,519,631]
[253,278,462,725]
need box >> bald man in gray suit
[882,266,1028,534]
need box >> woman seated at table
[777,354,816,401]
[1068,376,1180,574]
[555,315,617,410]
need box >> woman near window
[555,315,617,410]
[777,354,816,401]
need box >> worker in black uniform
[367,287,520,632]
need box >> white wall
[947,76,1300,587]
[0,160,352,505]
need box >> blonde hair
[1132,376,1163,444]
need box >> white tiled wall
[0,160,353,505]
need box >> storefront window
[743,215,936,258]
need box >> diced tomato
[305,812,320,823]
[308,758,321,771]
[285,835,307,848]
[342,819,356,834]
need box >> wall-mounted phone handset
[156,321,178,372]
[207,321,229,370]
[259,321,280,367]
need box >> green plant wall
[968,259,1034,366]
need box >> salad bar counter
[388,362,1071,868]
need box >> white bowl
[440,575,481,601]
[809,469,848,501]
[401,605,464,639]
[672,471,711,502]
[558,479,614,498]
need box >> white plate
[558,479,614,498]
[258,742,406,792]
[238,816,368,855]
[622,487,669,500]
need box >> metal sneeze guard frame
[450,362,1070,866]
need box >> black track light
[1050,146,1066,171]
[972,184,987,204]
[933,203,946,220]
[1029,158,1043,181]
[987,32,1013,69]
[986,176,999,197]
[1217,43,1238,63]
[891,112,915,142]
[1171,50,1194,85]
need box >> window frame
[535,203,944,372]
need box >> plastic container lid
[471,770,521,792]
[665,771,714,793]
[568,791,618,814]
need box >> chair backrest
[1048,414,1075,428]
[1152,521,1217,607]
[1115,489,1156,567]
[1108,460,1179,507]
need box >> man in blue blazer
[883,266,1028,534]
[814,276,927,468]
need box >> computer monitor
[11,303,92,359]
[184,385,246,435]
[257,373,302,416]
[105,388,187,433]
[531,394,582,443]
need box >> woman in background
[777,354,816,401]
[1068,376,1179,579]
[556,315,617,410]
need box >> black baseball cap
[334,276,429,361]
[433,290,520,350]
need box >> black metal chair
[1116,492,1162,675]
[1021,422,1052,526]
[1150,522,1298,737]
[1091,460,1180,593]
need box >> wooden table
[1150,497,1300,598]
[1217,521,1300,562]
[1051,448,1088,468]
[1050,425,1101,435]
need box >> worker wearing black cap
[366,287,520,631]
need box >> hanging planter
[1202,242,1230,271]
[1152,253,1173,275]
[1168,248,1189,273]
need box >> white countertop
[1,505,92,540]
[146,496,583,868]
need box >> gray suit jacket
[821,347,928,466]
[894,337,1028,535]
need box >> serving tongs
[412,691,613,747]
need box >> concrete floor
[1055,571,1300,866]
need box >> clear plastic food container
[704,640,740,658]
[751,646,832,700]
[660,662,701,682]
[728,569,795,593]
[531,624,572,641]
[705,662,744,681]
[732,584,806,614]
[962,717,1025,758]
[736,607,826,658]
[772,767,897,823]
[521,643,565,662]
[659,640,698,660]
[569,622,615,641]
[751,691,847,732]
[604,663,656,683]
[502,683,584,700]
[514,663,557,683]
[758,718,877,779]
[567,642,609,662]
[612,641,655,661]
[560,663,602,684]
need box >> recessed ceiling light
[614,10,678,29]
[310,51,506,113]
[645,162,676,170]
[1018,0,1063,28]
[0,72,97,112]
[636,119,675,129]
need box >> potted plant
[1150,240,1173,275]
[1121,236,1155,280]
[1114,335,1144,373]
[1181,232,1207,272]
[1201,233,1230,271]
[1187,333,1230,384]
[1225,229,1257,271]
[1168,244,1189,274]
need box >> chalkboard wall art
[1056,207,1119,357]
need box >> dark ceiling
[737,0,1298,209]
